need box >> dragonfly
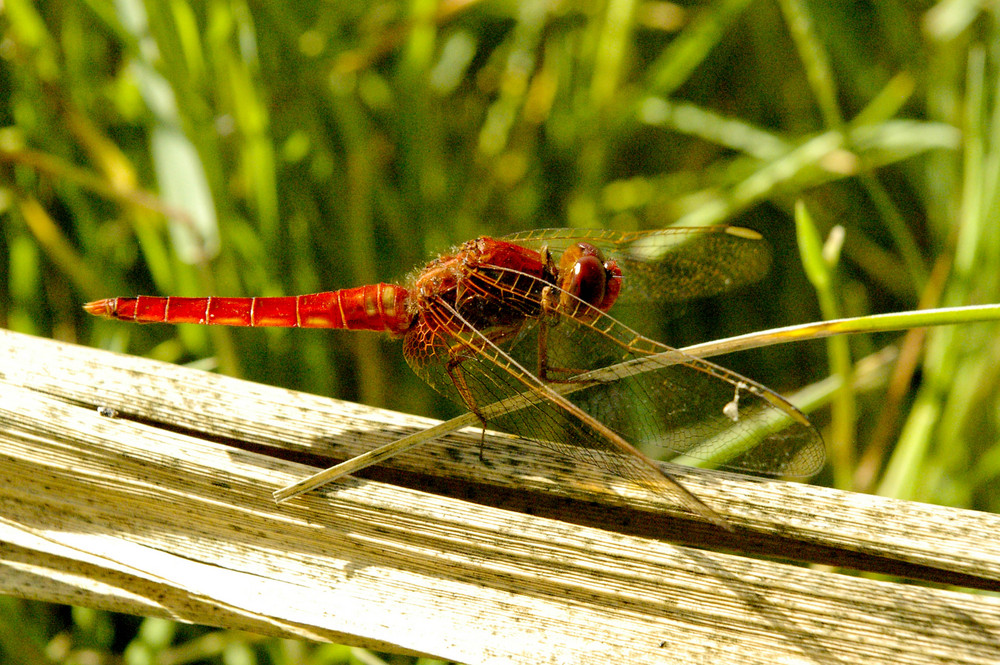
[85,227,825,529]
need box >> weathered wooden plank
[1,328,999,664]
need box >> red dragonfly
[86,227,824,527]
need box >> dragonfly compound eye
[558,242,617,319]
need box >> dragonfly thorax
[411,237,558,335]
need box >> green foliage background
[2,0,999,663]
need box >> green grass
[2,0,999,662]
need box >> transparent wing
[501,227,772,304]
[504,312,825,477]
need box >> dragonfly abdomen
[84,285,413,333]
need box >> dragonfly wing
[512,307,825,477]
[501,227,772,304]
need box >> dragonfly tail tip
[83,299,115,318]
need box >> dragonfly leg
[536,288,598,384]
[536,287,571,381]
[445,356,491,464]
[536,297,552,380]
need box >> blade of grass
[643,0,754,97]
[777,0,843,128]
[879,44,995,502]
[796,199,855,488]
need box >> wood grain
[1,328,999,664]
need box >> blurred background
[2,0,998,663]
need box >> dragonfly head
[556,242,622,321]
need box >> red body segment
[84,284,413,334]
[471,237,549,276]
